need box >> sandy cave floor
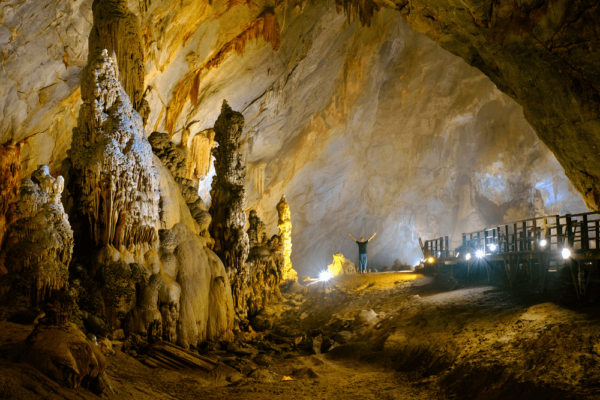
[2,272,600,399]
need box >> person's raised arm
[368,232,377,242]
[348,233,357,242]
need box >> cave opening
[0,0,599,399]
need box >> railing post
[556,215,562,247]
[582,214,589,251]
[463,233,467,248]
[445,236,449,257]
[440,237,444,258]
[566,214,573,247]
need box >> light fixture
[561,248,571,260]
[465,253,471,261]
[428,257,434,263]
[475,249,485,259]
[540,239,547,247]
[489,244,497,251]
[319,270,333,281]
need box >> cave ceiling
[0,0,594,276]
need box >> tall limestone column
[209,101,250,316]
[277,195,297,280]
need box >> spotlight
[475,249,485,259]
[428,257,434,263]
[319,270,333,281]
[465,253,471,261]
[540,239,547,247]
[561,248,571,260]
[488,244,497,251]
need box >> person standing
[348,232,377,273]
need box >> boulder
[354,309,378,326]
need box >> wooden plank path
[420,211,600,297]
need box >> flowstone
[148,131,212,236]
[0,165,73,306]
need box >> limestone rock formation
[66,49,233,347]
[0,0,591,279]
[277,195,296,280]
[209,101,250,316]
[69,49,159,262]
[23,290,107,392]
[246,210,284,317]
[0,165,73,306]
[338,0,600,211]
[0,142,21,246]
[327,253,357,276]
[88,0,146,115]
[184,128,217,184]
[148,131,212,235]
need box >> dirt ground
[2,272,600,399]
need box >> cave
[1,0,599,399]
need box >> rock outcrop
[327,253,357,276]
[209,101,250,316]
[0,165,73,306]
[23,290,107,392]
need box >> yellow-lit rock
[327,253,357,276]
[277,194,296,280]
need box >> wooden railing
[423,211,600,257]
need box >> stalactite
[209,101,250,317]
[165,8,281,134]
[335,0,381,27]
[251,162,267,198]
[0,141,21,248]
[188,129,217,183]
[88,0,146,114]
[277,194,297,280]
[0,165,73,306]
[70,49,159,256]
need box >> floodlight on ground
[428,257,434,263]
[540,239,547,247]
[475,249,485,259]
[465,253,471,261]
[319,270,333,281]
[562,248,571,260]
[488,244,497,251]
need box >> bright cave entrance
[0,1,599,399]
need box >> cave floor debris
[2,272,600,399]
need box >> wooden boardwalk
[420,212,600,298]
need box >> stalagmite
[67,49,232,347]
[277,194,296,280]
[0,165,73,306]
[246,210,283,318]
[327,253,357,276]
[209,101,250,316]
[69,49,159,260]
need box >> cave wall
[0,0,589,278]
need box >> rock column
[209,101,250,316]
